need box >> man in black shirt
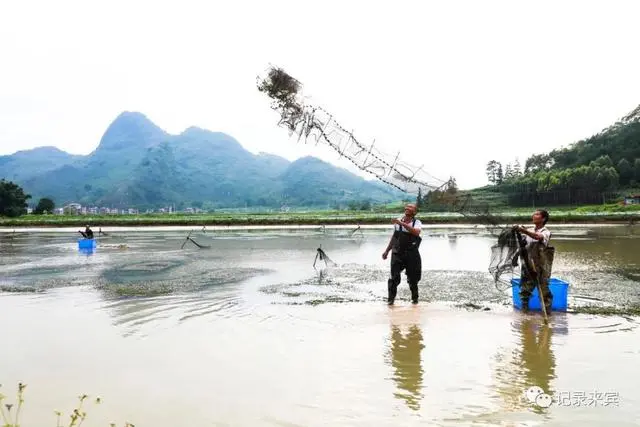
[79,225,94,239]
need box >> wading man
[382,203,423,305]
[514,209,553,314]
[79,225,94,239]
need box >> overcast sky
[1,0,639,189]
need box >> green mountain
[482,104,640,207]
[0,146,82,183]
[525,104,640,175]
[2,112,402,209]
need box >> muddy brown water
[0,224,638,426]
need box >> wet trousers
[388,249,422,303]
[519,244,555,312]
[519,270,553,312]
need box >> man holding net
[514,209,554,314]
[383,203,423,305]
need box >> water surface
[0,225,638,426]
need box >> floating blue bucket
[511,277,569,312]
[78,238,96,250]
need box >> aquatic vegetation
[570,304,640,316]
[0,383,133,427]
[455,302,492,311]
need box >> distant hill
[0,146,82,183]
[0,112,403,209]
[481,103,640,207]
[525,104,640,174]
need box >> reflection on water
[518,318,556,400]
[385,307,425,412]
[492,316,559,417]
[389,324,424,411]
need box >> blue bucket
[78,238,96,250]
[78,247,95,256]
[511,277,569,312]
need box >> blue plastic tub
[511,277,569,312]
[78,238,96,250]
[78,247,95,256]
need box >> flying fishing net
[257,65,539,292]
[257,66,448,194]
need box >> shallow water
[0,225,639,426]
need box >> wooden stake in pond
[313,245,337,269]
[181,230,211,249]
[181,230,193,249]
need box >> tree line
[482,110,640,206]
[485,155,640,206]
[0,179,55,217]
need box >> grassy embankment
[1,203,639,227]
[2,186,639,227]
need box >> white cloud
[1,0,639,189]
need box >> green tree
[591,155,613,168]
[634,158,640,183]
[496,163,504,184]
[513,158,522,178]
[486,160,499,185]
[0,179,31,217]
[503,163,516,182]
[524,153,553,174]
[34,197,55,214]
[616,159,633,186]
[416,187,423,209]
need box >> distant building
[623,195,640,205]
[63,203,82,215]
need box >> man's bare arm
[517,226,545,241]
[384,232,395,253]
[399,221,421,236]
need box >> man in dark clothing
[79,225,94,239]
[382,203,423,305]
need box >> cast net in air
[256,65,532,290]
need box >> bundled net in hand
[488,227,522,290]
[436,191,522,290]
